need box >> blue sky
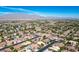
[0,6,79,17]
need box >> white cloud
[0,12,13,14]
[0,6,52,16]
[0,6,41,15]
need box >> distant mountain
[0,13,46,20]
[0,13,79,21]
